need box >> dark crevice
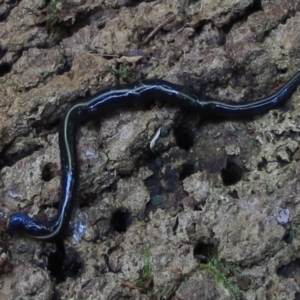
[172,217,179,235]
[143,199,156,219]
[0,111,63,170]
[280,14,290,25]
[50,289,61,300]
[277,258,300,285]
[77,191,98,209]
[112,0,156,9]
[79,178,118,209]
[131,0,156,5]
[173,126,194,150]
[257,157,268,171]
[40,200,60,210]
[276,155,290,168]
[221,0,262,34]
[0,47,7,61]
[193,240,217,263]
[228,189,239,199]
[179,163,195,181]
[110,207,131,233]
[46,241,83,283]
[139,195,164,220]
[0,62,12,77]
[107,245,119,256]
[41,163,57,182]
[103,254,113,272]
[280,9,296,25]
[274,129,300,140]
[56,55,73,75]
[47,242,65,283]
[0,0,21,22]
[221,161,243,186]
[44,0,52,5]
[282,229,293,244]
[295,292,300,300]
[193,19,214,43]
[31,111,61,131]
[0,142,44,169]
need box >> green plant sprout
[200,256,242,299]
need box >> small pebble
[277,208,291,225]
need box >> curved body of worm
[8,72,300,240]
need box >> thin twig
[121,276,153,292]
[141,13,176,45]
[121,281,144,292]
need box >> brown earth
[1,0,300,299]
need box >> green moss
[47,0,60,28]
[111,63,135,83]
[135,242,153,293]
[141,242,153,283]
[200,257,242,299]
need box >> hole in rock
[179,163,195,181]
[41,163,57,182]
[173,126,194,150]
[111,207,131,233]
[0,62,12,77]
[221,161,242,185]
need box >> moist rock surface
[1,0,300,299]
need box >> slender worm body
[8,72,300,240]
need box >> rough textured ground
[1,0,300,299]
